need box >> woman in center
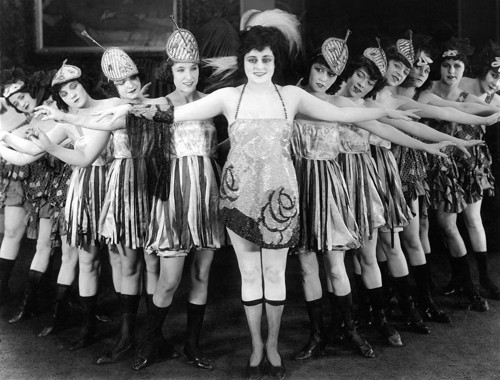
[102,25,417,380]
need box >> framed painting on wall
[35,0,177,53]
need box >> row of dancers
[0,9,499,380]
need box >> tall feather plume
[80,30,106,50]
[203,56,238,79]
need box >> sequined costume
[452,92,495,203]
[369,134,412,231]
[99,125,149,249]
[146,116,225,256]
[291,119,359,252]
[337,124,387,243]
[65,130,111,247]
[219,85,299,248]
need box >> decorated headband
[81,31,139,82]
[416,50,433,67]
[321,30,351,76]
[442,49,459,58]
[396,30,415,66]
[363,38,388,76]
[52,60,82,86]
[2,81,24,99]
[165,15,200,63]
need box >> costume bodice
[170,120,217,158]
[74,133,111,166]
[292,119,340,160]
[338,123,370,153]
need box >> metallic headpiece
[81,31,138,82]
[490,57,500,72]
[416,50,433,67]
[396,30,415,66]
[2,81,24,99]
[321,30,351,76]
[363,38,387,76]
[165,16,199,63]
[442,49,459,58]
[52,60,82,86]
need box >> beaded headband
[165,16,199,63]
[321,30,351,76]
[363,38,387,76]
[416,50,433,67]
[52,60,82,86]
[81,31,139,82]
[2,81,24,98]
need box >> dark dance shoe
[421,302,451,324]
[96,341,134,364]
[442,282,463,296]
[293,338,325,361]
[468,296,489,312]
[244,358,265,380]
[406,320,431,334]
[39,325,56,337]
[183,345,213,370]
[9,294,36,323]
[132,341,155,371]
[325,321,346,345]
[354,305,373,328]
[378,322,403,347]
[346,329,375,358]
[266,352,286,380]
[480,278,500,300]
[69,325,95,351]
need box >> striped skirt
[146,156,225,256]
[293,156,360,253]
[65,165,108,248]
[99,158,149,249]
[337,152,387,244]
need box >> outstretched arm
[419,92,499,116]
[0,146,45,165]
[1,123,68,156]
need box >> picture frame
[34,0,177,53]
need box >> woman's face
[308,62,337,94]
[345,67,377,98]
[58,81,90,109]
[408,64,431,88]
[440,59,465,86]
[8,91,37,114]
[385,59,410,86]
[479,69,500,95]
[244,47,275,84]
[114,74,141,100]
[172,63,199,94]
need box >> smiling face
[308,62,337,93]
[8,91,37,114]
[479,69,500,95]
[114,74,141,100]
[345,67,377,98]
[172,62,199,94]
[440,58,465,86]
[408,64,431,88]
[58,81,89,109]
[385,59,410,86]
[244,47,275,84]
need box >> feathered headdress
[321,30,351,76]
[363,38,388,76]
[81,30,138,81]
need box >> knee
[144,255,159,274]
[121,258,142,278]
[61,250,78,268]
[79,258,99,274]
[192,264,211,284]
[156,276,181,295]
[463,215,483,231]
[3,226,23,240]
[263,265,285,286]
[239,264,262,286]
[325,264,345,282]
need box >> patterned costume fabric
[337,124,387,243]
[452,92,495,203]
[291,119,360,253]
[65,133,111,247]
[369,135,412,231]
[146,116,225,256]
[219,85,299,249]
[98,126,149,249]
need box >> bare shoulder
[102,97,122,107]
[490,94,500,107]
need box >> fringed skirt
[453,125,495,204]
[371,146,412,231]
[293,156,360,253]
[99,158,149,249]
[392,144,430,218]
[65,165,108,248]
[146,156,225,257]
[337,152,387,244]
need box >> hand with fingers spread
[34,105,67,122]
[423,141,454,158]
[386,108,421,121]
[138,82,151,100]
[92,103,132,123]
[454,139,484,157]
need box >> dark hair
[299,50,338,94]
[469,45,500,79]
[95,72,145,99]
[51,73,93,112]
[385,45,412,69]
[399,47,434,92]
[335,55,386,97]
[5,70,55,113]
[236,25,288,84]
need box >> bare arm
[420,92,498,116]
[2,123,68,156]
[0,146,45,165]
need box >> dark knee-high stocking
[293,298,325,360]
[184,302,213,370]
[367,287,402,347]
[69,295,97,351]
[392,275,430,334]
[0,258,15,305]
[9,269,44,323]
[474,251,500,299]
[39,283,72,337]
[411,264,450,323]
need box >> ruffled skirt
[293,156,360,253]
[65,165,108,247]
[99,158,149,249]
[337,153,387,244]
